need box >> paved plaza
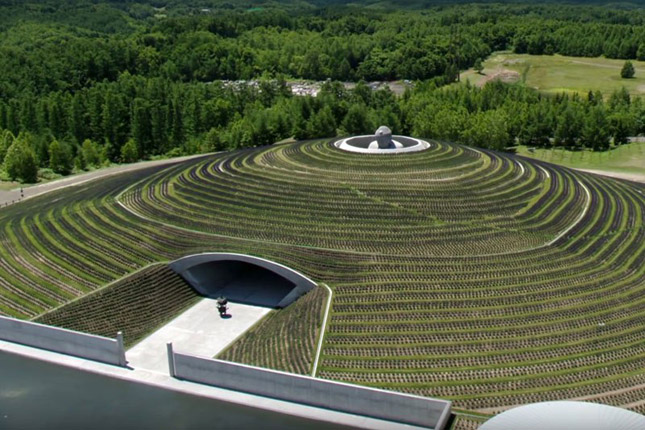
[126,298,270,373]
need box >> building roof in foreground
[478,401,645,430]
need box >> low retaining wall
[169,345,451,430]
[0,315,126,366]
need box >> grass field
[516,142,645,179]
[461,52,645,97]
[0,181,18,191]
[0,170,19,190]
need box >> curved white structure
[169,253,316,308]
[479,401,645,430]
[335,126,430,154]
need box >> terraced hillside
[0,139,644,415]
[219,285,328,375]
[35,264,201,348]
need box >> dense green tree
[4,136,38,183]
[102,89,128,160]
[608,111,636,145]
[120,138,139,163]
[204,128,228,152]
[48,140,72,174]
[131,98,152,157]
[19,96,38,133]
[583,106,611,151]
[0,130,14,165]
[170,96,185,148]
[461,109,511,151]
[340,104,369,135]
[48,93,68,138]
[69,94,87,144]
[81,139,101,168]
[555,105,583,148]
[474,58,484,74]
[608,87,631,110]
[519,103,554,147]
[621,61,635,79]
[309,106,337,138]
[414,105,468,142]
[87,89,105,143]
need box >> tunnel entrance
[169,253,316,308]
[184,261,296,307]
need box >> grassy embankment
[516,142,645,180]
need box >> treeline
[2,76,642,182]
[514,23,645,59]
[407,81,644,151]
[0,77,405,182]
[9,2,645,97]
[0,9,493,98]
[3,2,645,182]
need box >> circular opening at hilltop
[334,126,430,154]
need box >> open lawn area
[516,142,645,179]
[462,52,645,97]
[0,180,19,191]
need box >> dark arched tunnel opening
[169,254,316,308]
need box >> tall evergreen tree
[555,105,583,147]
[102,89,128,160]
[583,106,610,151]
[69,94,87,144]
[131,98,152,157]
[170,96,185,149]
[0,130,14,164]
[621,61,635,79]
[88,89,105,143]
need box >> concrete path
[126,298,270,373]
[576,168,645,184]
[0,153,212,207]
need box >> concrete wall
[0,348,354,430]
[0,315,126,366]
[170,253,316,308]
[170,348,452,430]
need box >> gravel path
[0,153,212,207]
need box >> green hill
[1,138,644,414]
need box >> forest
[2,0,645,182]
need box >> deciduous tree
[4,136,38,183]
[48,140,72,175]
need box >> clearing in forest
[462,52,645,97]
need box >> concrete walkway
[126,298,271,373]
[0,153,212,207]
[575,168,645,184]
